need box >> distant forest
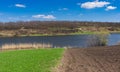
[0,21,120,36]
[0,21,120,30]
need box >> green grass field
[0,48,64,72]
[20,31,110,37]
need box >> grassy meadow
[0,48,64,72]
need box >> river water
[0,33,120,48]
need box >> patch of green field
[13,31,110,37]
[0,48,64,72]
[71,31,110,35]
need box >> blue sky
[0,0,120,22]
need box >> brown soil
[57,45,120,72]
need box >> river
[0,33,120,48]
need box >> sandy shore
[57,45,120,72]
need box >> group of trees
[0,21,120,35]
[0,21,120,30]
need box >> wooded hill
[0,21,120,36]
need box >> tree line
[0,21,120,30]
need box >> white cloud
[15,4,26,8]
[106,6,117,11]
[58,8,69,11]
[32,14,56,19]
[81,1,110,9]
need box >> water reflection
[0,33,120,49]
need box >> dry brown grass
[1,43,52,50]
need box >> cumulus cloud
[81,1,110,9]
[106,6,117,11]
[32,14,56,19]
[15,4,26,8]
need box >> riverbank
[20,31,106,37]
[0,48,64,72]
[57,45,120,72]
[0,31,113,37]
[17,31,120,37]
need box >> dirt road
[57,45,120,72]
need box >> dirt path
[57,45,120,72]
